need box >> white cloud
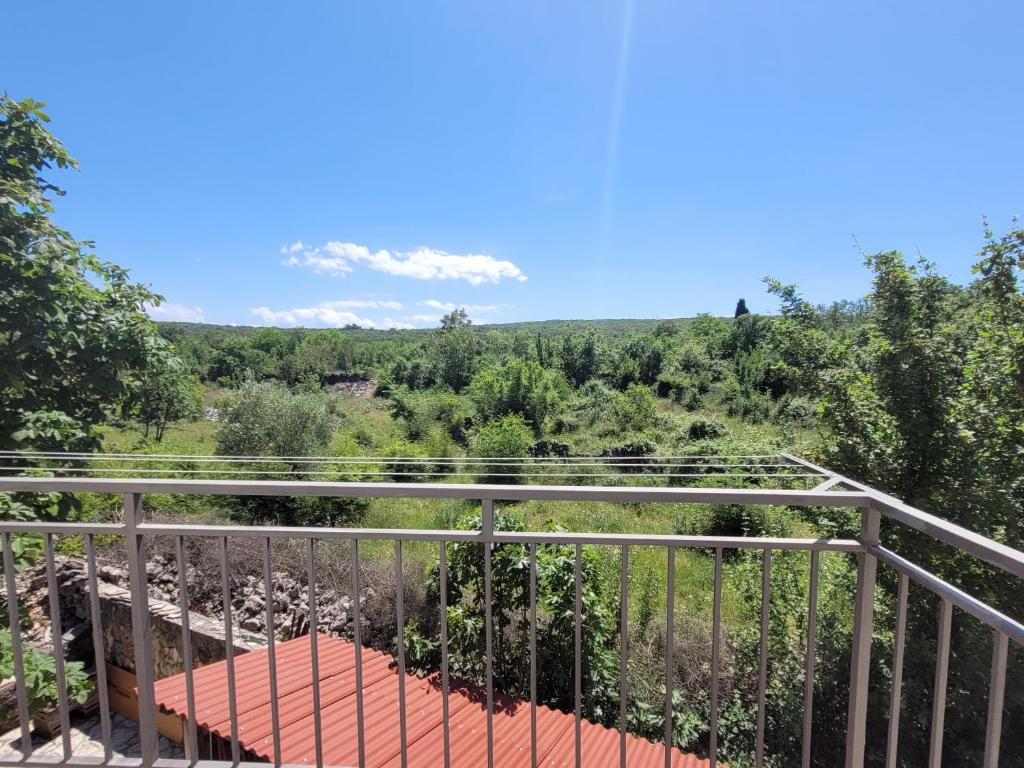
[324,299,404,309]
[249,300,410,329]
[420,299,500,314]
[283,240,527,285]
[146,302,205,323]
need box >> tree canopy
[765,222,1024,763]
[0,96,171,452]
[431,309,479,391]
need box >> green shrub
[217,381,335,458]
[0,630,93,714]
[0,495,43,568]
[612,384,657,432]
[612,355,642,390]
[676,504,794,539]
[617,334,664,386]
[723,389,774,423]
[658,375,706,410]
[657,342,719,408]
[560,380,616,432]
[687,417,730,441]
[230,494,366,527]
[469,359,562,436]
[470,415,534,483]
[388,388,475,443]
[775,396,818,426]
[530,440,571,457]
[405,510,620,724]
[379,439,427,481]
[216,381,366,525]
[601,439,656,473]
[422,429,459,474]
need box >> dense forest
[3,96,1024,767]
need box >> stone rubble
[79,553,371,643]
[323,375,377,398]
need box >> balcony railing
[0,453,1020,768]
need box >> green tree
[509,331,532,360]
[612,354,642,390]
[725,312,771,358]
[247,326,292,378]
[734,298,750,317]
[431,309,479,391]
[389,351,434,391]
[283,329,355,384]
[559,328,600,387]
[249,327,291,358]
[1,96,165,452]
[207,335,275,385]
[616,334,663,387]
[653,319,681,338]
[124,356,202,441]
[689,314,732,359]
[469,359,561,436]
[612,383,657,432]
[535,333,549,366]
[761,278,843,397]
[656,341,719,408]
[768,225,1024,765]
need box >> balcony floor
[0,713,184,761]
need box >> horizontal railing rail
[0,520,863,551]
[870,545,1024,645]
[783,453,1024,579]
[0,475,866,505]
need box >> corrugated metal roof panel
[153,634,715,768]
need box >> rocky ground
[324,375,377,397]
[137,553,372,642]
[16,553,374,646]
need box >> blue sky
[4,1,1022,328]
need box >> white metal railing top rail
[0,460,1021,768]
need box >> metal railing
[0,455,1020,768]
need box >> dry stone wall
[16,554,372,679]
[18,558,263,679]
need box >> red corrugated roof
[153,634,716,768]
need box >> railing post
[125,493,158,766]
[480,498,495,768]
[845,503,879,768]
[481,497,494,542]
